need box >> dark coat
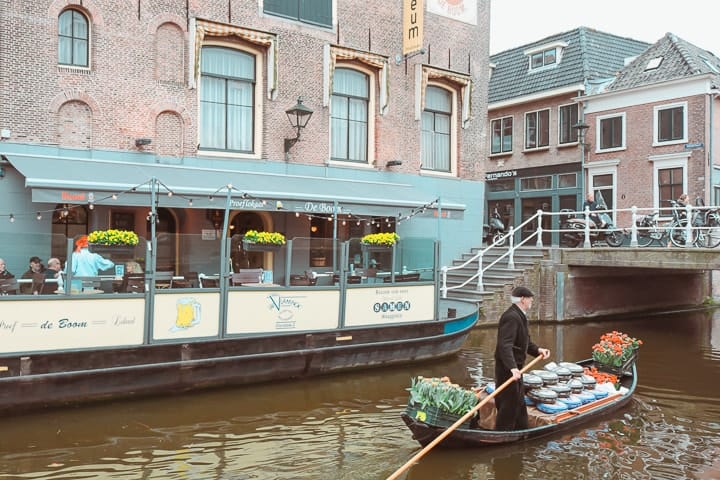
[494,303,540,372]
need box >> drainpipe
[709,89,719,205]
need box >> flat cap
[511,286,534,298]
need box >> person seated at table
[71,235,114,277]
[20,256,45,294]
[0,258,14,280]
[125,261,143,274]
[44,257,64,293]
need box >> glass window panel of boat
[558,104,579,144]
[421,86,452,172]
[520,175,552,191]
[331,68,369,163]
[200,47,255,152]
[58,9,88,67]
[558,173,577,188]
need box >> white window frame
[524,108,550,151]
[595,112,626,153]
[58,8,91,69]
[328,63,376,168]
[490,115,513,155]
[524,41,567,72]
[653,101,688,146]
[198,41,264,159]
[586,160,619,225]
[557,103,579,145]
[650,152,690,215]
[420,82,457,175]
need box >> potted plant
[87,229,140,259]
[242,230,286,252]
[360,232,399,251]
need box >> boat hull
[401,360,637,448]
[0,302,478,414]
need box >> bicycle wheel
[635,231,654,247]
[698,223,720,248]
[669,220,696,247]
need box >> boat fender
[536,401,568,414]
[524,395,534,406]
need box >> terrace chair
[200,276,219,288]
[155,271,174,289]
[0,278,19,295]
[172,271,198,289]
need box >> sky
[490,0,720,56]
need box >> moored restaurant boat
[0,231,478,415]
[401,359,637,448]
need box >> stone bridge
[526,247,719,322]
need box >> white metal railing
[440,202,720,298]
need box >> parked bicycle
[634,199,720,248]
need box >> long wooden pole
[386,354,546,480]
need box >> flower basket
[242,230,285,252]
[86,229,139,261]
[88,244,136,260]
[242,240,283,253]
[361,243,393,253]
[591,331,642,376]
[361,232,399,252]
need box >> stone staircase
[443,245,548,305]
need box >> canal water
[1,309,719,479]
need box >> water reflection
[1,309,720,479]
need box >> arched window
[422,86,452,172]
[331,68,369,162]
[200,46,255,152]
[58,9,89,67]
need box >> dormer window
[524,41,567,72]
[645,57,663,71]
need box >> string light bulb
[9,214,15,223]
[36,212,42,220]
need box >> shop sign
[301,202,343,214]
[230,198,268,209]
[486,170,517,181]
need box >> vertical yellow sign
[403,0,424,55]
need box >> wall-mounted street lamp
[572,121,590,200]
[284,97,314,155]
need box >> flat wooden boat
[401,359,637,448]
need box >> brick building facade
[0,0,490,277]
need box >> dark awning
[6,154,465,217]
